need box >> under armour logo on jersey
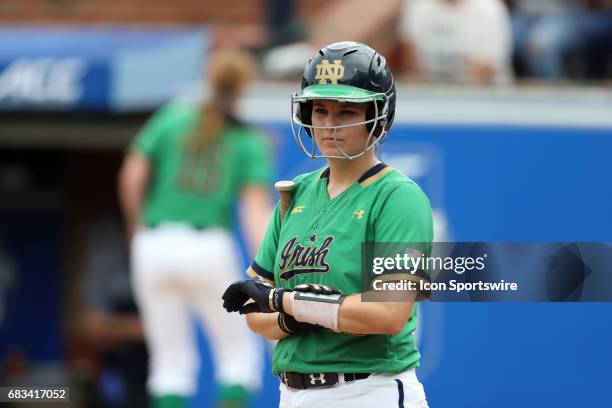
[292,205,305,214]
[309,373,326,385]
[352,209,365,219]
[315,60,345,84]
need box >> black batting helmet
[291,41,396,159]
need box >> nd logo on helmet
[315,59,345,84]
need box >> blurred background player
[399,0,514,84]
[118,49,273,408]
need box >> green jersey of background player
[132,101,271,230]
[120,50,272,408]
[222,42,432,407]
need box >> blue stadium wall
[191,120,612,407]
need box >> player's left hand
[222,279,286,314]
[293,283,342,296]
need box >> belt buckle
[281,372,290,387]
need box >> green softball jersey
[248,163,434,374]
[132,103,272,229]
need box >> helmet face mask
[290,42,396,160]
[291,91,390,160]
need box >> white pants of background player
[279,368,428,408]
[131,225,262,397]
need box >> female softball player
[119,50,271,408]
[222,42,433,407]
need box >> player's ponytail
[186,49,257,153]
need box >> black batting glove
[222,280,342,315]
[277,313,321,334]
[222,279,287,314]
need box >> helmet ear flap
[366,100,388,137]
[298,101,313,137]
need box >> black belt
[280,372,370,390]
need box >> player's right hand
[222,279,285,314]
